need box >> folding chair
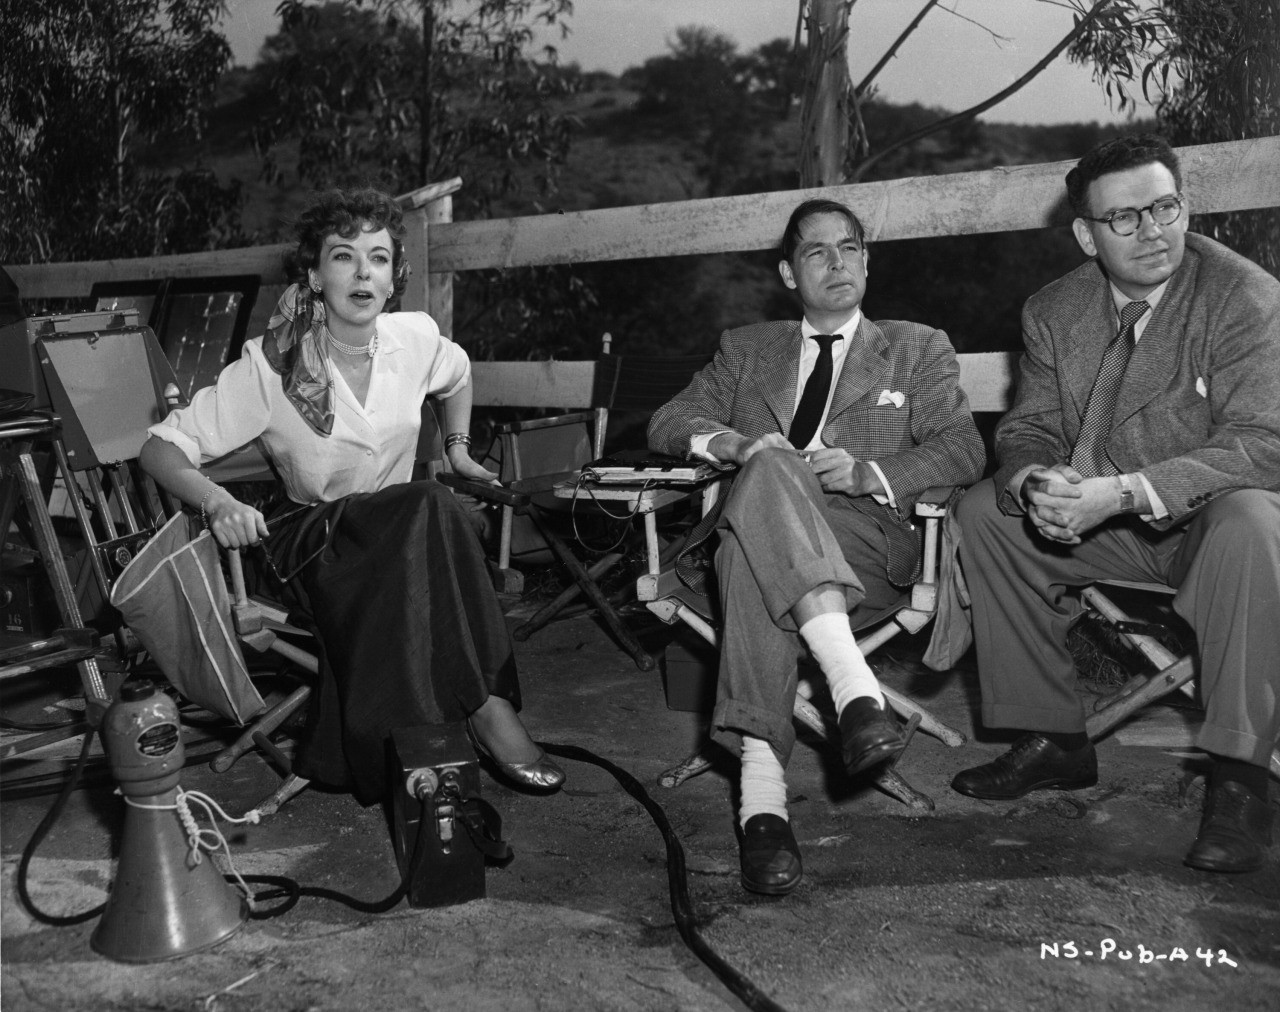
[644,487,967,812]
[1080,581,1280,778]
[1,412,111,756]
[203,549,319,815]
[440,344,716,671]
[20,317,317,815]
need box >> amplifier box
[387,723,487,908]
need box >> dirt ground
[2,609,1278,1012]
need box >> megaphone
[91,680,248,963]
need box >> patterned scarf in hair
[261,283,335,437]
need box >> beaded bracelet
[444,432,472,451]
[199,485,219,530]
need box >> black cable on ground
[15,759,433,924]
[16,728,791,1012]
[542,741,792,1012]
[243,795,433,918]
[15,728,106,926]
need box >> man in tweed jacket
[954,134,1280,874]
[649,198,985,895]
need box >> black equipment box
[388,723,488,908]
[1,562,58,636]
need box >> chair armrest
[436,472,529,508]
[914,486,958,519]
[496,410,595,434]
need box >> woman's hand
[446,443,499,483]
[203,487,269,549]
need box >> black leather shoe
[950,734,1098,800]
[738,814,802,896]
[1184,781,1273,873]
[838,697,905,776]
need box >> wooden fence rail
[6,136,1279,412]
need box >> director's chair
[1080,581,1280,778]
[23,320,322,815]
[643,487,967,812]
[440,343,717,670]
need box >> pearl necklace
[328,327,378,358]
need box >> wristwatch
[1117,473,1135,514]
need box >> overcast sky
[220,0,1149,125]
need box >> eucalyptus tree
[1,0,243,262]
[1077,0,1280,274]
[250,0,578,214]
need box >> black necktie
[788,334,838,449]
[1069,300,1150,477]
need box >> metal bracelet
[199,485,219,530]
[444,432,472,451]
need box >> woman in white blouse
[140,187,565,803]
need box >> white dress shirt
[148,312,470,504]
[690,310,896,505]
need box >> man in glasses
[954,133,1280,873]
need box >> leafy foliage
[1071,0,1280,274]
[249,0,579,214]
[627,27,806,196]
[0,0,245,262]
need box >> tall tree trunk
[419,1,434,186]
[799,0,854,187]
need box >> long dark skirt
[264,480,519,804]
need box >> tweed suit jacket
[648,317,986,584]
[994,232,1280,528]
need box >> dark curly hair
[1065,134,1182,218]
[779,198,867,263]
[287,188,410,298]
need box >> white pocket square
[1195,376,1207,398]
[878,389,906,408]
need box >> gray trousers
[956,478,1280,766]
[711,449,906,763]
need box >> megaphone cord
[240,743,791,1012]
[15,734,790,1012]
[15,728,107,926]
[239,792,435,918]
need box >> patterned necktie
[788,334,838,449]
[1069,299,1150,477]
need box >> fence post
[401,206,431,315]
[425,193,454,336]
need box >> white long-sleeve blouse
[148,311,470,504]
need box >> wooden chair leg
[881,685,966,747]
[210,684,311,774]
[248,773,310,818]
[658,696,936,813]
[657,745,716,789]
[525,511,656,671]
[514,552,624,638]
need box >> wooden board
[11,138,1279,299]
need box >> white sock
[738,736,788,829]
[798,611,884,714]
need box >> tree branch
[850,0,1116,182]
[856,0,941,99]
